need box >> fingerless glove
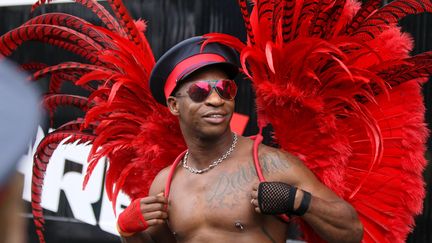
[258,182,311,216]
[117,198,148,236]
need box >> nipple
[234,221,244,231]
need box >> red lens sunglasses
[175,79,237,103]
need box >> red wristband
[117,198,148,235]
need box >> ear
[167,96,180,116]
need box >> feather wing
[1,1,185,242]
[206,0,431,242]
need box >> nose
[204,88,224,106]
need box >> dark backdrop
[0,1,430,242]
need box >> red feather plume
[0,1,185,242]
[205,0,431,242]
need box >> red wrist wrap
[118,198,148,234]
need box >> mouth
[202,112,228,124]
[205,114,225,118]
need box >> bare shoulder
[258,143,302,164]
[148,165,172,195]
[258,144,342,201]
[257,144,317,186]
[258,144,303,169]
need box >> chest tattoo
[205,153,291,209]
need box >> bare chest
[166,157,291,237]
[168,164,259,233]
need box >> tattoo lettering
[204,164,255,208]
[259,153,292,176]
[205,153,291,209]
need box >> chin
[199,124,231,139]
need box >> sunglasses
[175,79,237,103]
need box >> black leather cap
[149,36,239,105]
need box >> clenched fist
[117,192,168,236]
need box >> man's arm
[296,189,363,242]
[120,222,174,243]
[120,231,154,243]
[251,150,363,243]
[119,167,176,243]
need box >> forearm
[120,232,155,243]
[299,191,363,243]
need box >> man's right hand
[117,192,168,237]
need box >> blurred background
[0,0,430,242]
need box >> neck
[183,129,235,168]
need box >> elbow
[351,219,364,243]
[333,213,363,243]
[342,218,363,243]
[344,205,364,243]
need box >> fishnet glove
[258,182,297,215]
[258,182,312,216]
[117,198,148,236]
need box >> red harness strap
[164,150,187,198]
[163,135,290,223]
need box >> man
[116,36,363,243]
